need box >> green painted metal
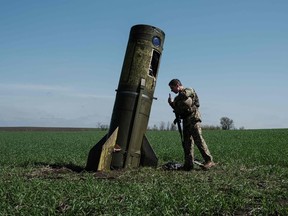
[86,24,165,171]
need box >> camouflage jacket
[172,88,201,122]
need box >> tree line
[96,117,243,131]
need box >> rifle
[169,93,183,142]
[174,113,183,144]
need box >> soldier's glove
[173,118,181,125]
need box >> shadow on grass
[17,161,85,173]
[19,162,123,180]
[39,162,85,173]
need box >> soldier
[168,79,215,171]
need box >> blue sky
[1,0,287,129]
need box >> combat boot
[203,161,215,169]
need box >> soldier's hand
[173,118,177,125]
[173,118,181,125]
[168,93,172,104]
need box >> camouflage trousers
[182,119,213,168]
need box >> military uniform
[172,88,213,170]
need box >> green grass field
[1,128,287,215]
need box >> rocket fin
[98,127,119,171]
[85,133,107,172]
[85,127,119,172]
[140,134,158,167]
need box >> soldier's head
[169,79,183,93]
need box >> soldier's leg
[182,121,194,170]
[191,122,213,163]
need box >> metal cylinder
[108,24,165,168]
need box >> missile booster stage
[86,24,165,171]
